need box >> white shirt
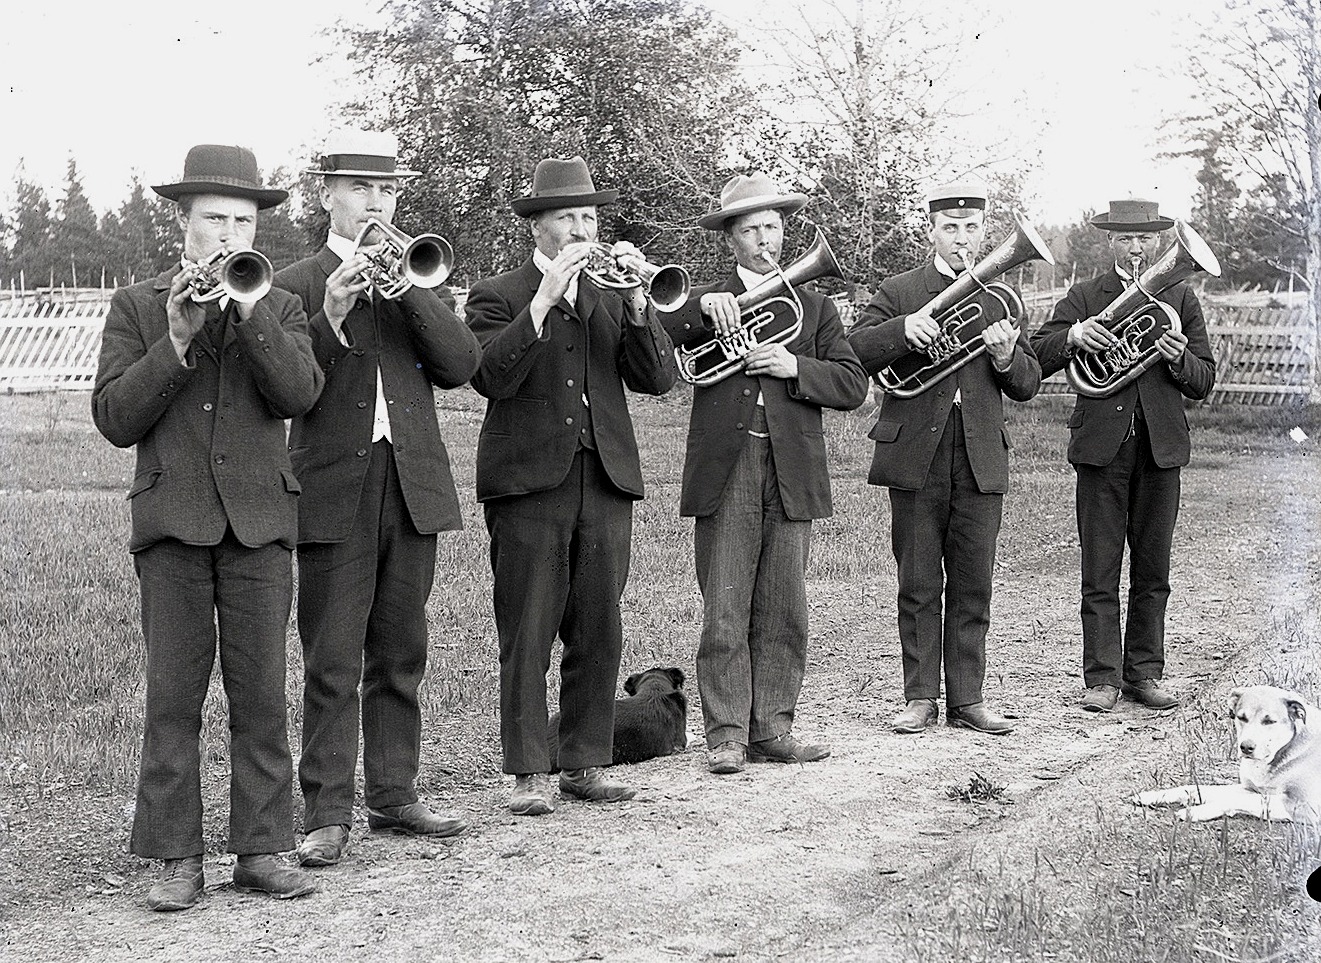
[327,230,391,443]
[532,247,590,415]
[932,255,962,402]
[736,263,772,408]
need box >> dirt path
[4,451,1319,962]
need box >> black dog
[548,667,689,771]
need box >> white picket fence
[0,292,111,393]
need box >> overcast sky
[1,0,1208,227]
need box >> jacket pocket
[1067,409,1085,429]
[280,469,302,495]
[127,467,163,499]
[868,420,901,443]
[1000,425,1013,449]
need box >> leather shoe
[509,773,556,816]
[947,702,1015,735]
[559,767,636,803]
[367,801,467,837]
[892,699,938,734]
[1081,684,1121,712]
[708,741,747,775]
[297,824,350,867]
[146,855,203,912]
[1123,679,1180,709]
[748,732,831,763]
[232,854,316,900]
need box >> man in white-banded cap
[848,180,1041,736]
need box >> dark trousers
[694,412,812,748]
[889,406,1003,707]
[296,440,437,830]
[1075,418,1180,687]
[131,532,295,859]
[484,449,632,774]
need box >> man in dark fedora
[663,172,867,774]
[465,155,676,815]
[273,129,480,864]
[1030,198,1215,713]
[92,144,322,910]
[848,181,1040,736]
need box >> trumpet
[188,248,273,304]
[1066,221,1220,398]
[352,217,453,300]
[676,228,843,387]
[582,243,691,312]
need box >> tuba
[582,243,691,312]
[676,228,843,387]
[353,217,454,300]
[1066,221,1220,398]
[874,213,1055,398]
[188,248,273,305]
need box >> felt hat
[152,145,287,209]
[511,156,618,217]
[1090,198,1174,232]
[925,181,988,216]
[302,129,421,179]
[697,172,808,231]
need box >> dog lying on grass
[1133,685,1321,822]
[548,667,689,771]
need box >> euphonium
[676,228,844,387]
[188,248,273,304]
[352,217,453,300]
[582,243,691,312]
[1066,221,1221,398]
[875,213,1055,398]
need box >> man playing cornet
[273,130,480,865]
[664,173,867,775]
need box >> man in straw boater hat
[273,129,480,865]
[465,155,676,815]
[1030,198,1215,713]
[848,181,1041,737]
[92,145,322,910]
[663,173,867,775]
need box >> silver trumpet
[352,217,454,300]
[188,248,274,304]
[582,243,691,312]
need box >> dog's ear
[1227,688,1244,717]
[624,672,640,696]
[1285,697,1308,726]
[667,667,685,688]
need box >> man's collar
[326,230,356,262]
[933,253,960,279]
[735,263,771,292]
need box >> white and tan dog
[1133,685,1321,822]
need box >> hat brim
[1091,213,1174,232]
[697,193,809,231]
[153,180,288,210]
[302,167,422,180]
[511,189,619,217]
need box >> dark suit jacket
[1029,268,1215,468]
[274,247,481,542]
[663,273,868,519]
[465,258,677,501]
[848,262,1041,493]
[92,268,322,553]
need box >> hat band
[175,174,265,191]
[322,153,398,174]
[928,197,986,213]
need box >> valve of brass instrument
[581,243,691,313]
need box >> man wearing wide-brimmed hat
[92,144,323,910]
[1031,198,1215,714]
[273,129,480,863]
[664,172,867,775]
[849,181,1041,737]
[465,155,676,815]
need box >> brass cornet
[352,217,454,300]
[582,243,691,312]
[188,248,274,305]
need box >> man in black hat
[272,130,481,863]
[848,181,1041,736]
[465,155,676,815]
[1030,199,1215,713]
[92,144,322,910]
[664,172,868,774]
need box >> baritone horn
[1066,221,1220,398]
[188,248,274,304]
[676,227,844,387]
[582,243,691,312]
[874,213,1055,398]
[353,217,454,300]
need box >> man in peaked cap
[273,129,480,864]
[663,172,868,775]
[92,144,322,910]
[464,155,676,815]
[848,180,1040,737]
[1030,198,1215,713]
